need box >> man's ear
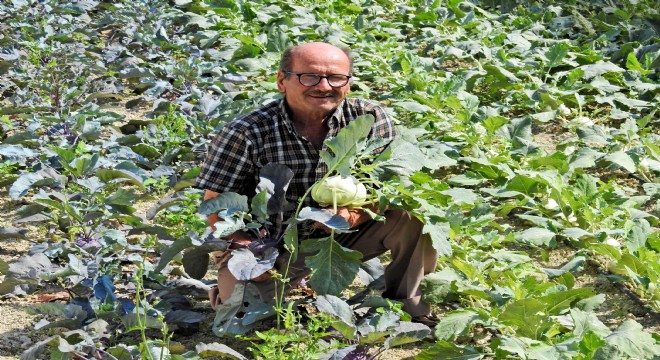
[276,71,286,93]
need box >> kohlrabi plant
[311,174,368,208]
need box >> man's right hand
[226,230,253,249]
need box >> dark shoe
[411,314,439,328]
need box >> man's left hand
[335,207,371,229]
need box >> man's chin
[307,96,340,108]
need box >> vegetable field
[1,0,659,359]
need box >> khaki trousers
[214,209,437,317]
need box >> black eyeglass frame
[283,71,352,88]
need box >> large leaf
[320,115,374,176]
[420,268,461,304]
[297,207,349,231]
[538,288,596,315]
[604,151,636,173]
[0,227,28,240]
[599,320,660,359]
[626,218,651,254]
[255,163,294,215]
[542,256,586,278]
[301,236,362,296]
[578,61,624,79]
[515,227,556,247]
[315,295,356,339]
[434,309,482,341]
[384,321,432,349]
[0,144,37,163]
[95,168,145,191]
[423,222,452,257]
[212,283,274,336]
[227,247,278,281]
[498,298,551,340]
[545,42,570,69]
[198,192,249,215]
[570,308,611,338]
[416,340,483,360]
[182,240,231,279]
[371,139,429,180]
[9,168,66,199]
[195,342,247,360]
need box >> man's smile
[306,91,337,98]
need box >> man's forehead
[291,47,350,69]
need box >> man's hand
[314,206,375,232]
[336,207,372,228]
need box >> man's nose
[314,77,333,90]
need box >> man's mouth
[306,91,337,98]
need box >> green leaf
[181,240,231,279]
[545,42,570,69]
[542,256,586,278]
[506,175,542,196]
[320,115,374,177]
[96,168,145,191]
[265,25,292,53]
[578,61,624,79]
[515,227,556,247]
[441,188,478,205]
[423,222,452,257]
[315,295,356,339]
[590,243,622,260]
[301,236,362,295]
[497,336,530,359]
[415,340,483,360]
[625,52,652,74]
[626,218,651,254]
[569,148,601,169]
[433,309,481,341]
[393,101,433,113]
[498,117,532,149]
[384,321,432,349]
[571,308,611,338]
[420,268,461,304]
[610,253,647,277]
[250,191,269,223]
[198,192,248,215]
[538,288,596,315]
[195,342,247,360]
[483,116,508,133]
[498,298,550,339]
[604,151,636,173]
[601,320,660,359]
[578,330,607,358]
[371,139,428,179]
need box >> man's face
[277,44,351,121]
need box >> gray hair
[279,44,354,75]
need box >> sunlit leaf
[301,236,361,296]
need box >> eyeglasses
[284,71,351,88]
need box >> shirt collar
[278,99,296,134]
[326,99,346,130]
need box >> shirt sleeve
[195,123,254,194]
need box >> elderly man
[196,42,437,325]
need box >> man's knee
[384,208,423,231]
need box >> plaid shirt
[196,97,396,234]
